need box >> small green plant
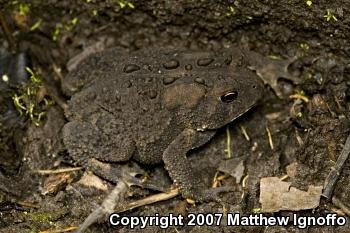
[226,5,235,16]
[252,208,261,214]
[324,9,337,22]
[52,24,62,41]
[306,0,312,7]
[226,1,239,16]
[298,43,310,57]
[30,19,42,31]
[12,68,53,126]
[296,112,303,118]
[70,17,78,26]
[118,1,135,9]
[52,17,78,41]
[267,55,282,60]
[18,3,30,15]
[299,43,309,50]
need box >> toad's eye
[220,91,238,103]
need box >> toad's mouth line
[196,102,257,132]
[230,102,257,122]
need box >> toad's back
[62,48,246,96]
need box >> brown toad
[62,48,263,201]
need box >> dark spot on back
[197,58,214,66]
[225,56,232,65]
[163,77,176,85]
[148,90,157,99]
[123,64,141,73]
[163,59,180,69]
[194,77,205,84]
[145,77,154,83]
[122,80,132,88]
[185,64,193,70]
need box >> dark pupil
[220,91,238,103]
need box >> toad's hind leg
[62,121,135,166]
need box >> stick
[0,10,16,51]
[322,133,350,199]
[115,188,180,213]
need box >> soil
[0,0,350,232]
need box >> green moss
[252,208,261,213]
[306,0,312,7]
[226,1,239,16]
[30,19,42,31]
[27,212,52,224]
[52,15,79,41]
[52,24,61,41]
[23,211,56,232]
[18,3,31,15]
[296,112,303,118]
[118,0,135,9]
[324,9,337,22]
[12,68,54,126]
[298,43,310,57]
[299,43,309,50]
[226,6,235,16]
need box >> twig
[332,197,350,216]
[289,94,309,103]
[224,127,232,159]
[114,188,180,213]
[240,125,250,141]
[266,126,274,150]
[279,175,289,181]
[322,133,350,199]
[76,180,129,233]
[36,167,83,175]
[16,201,40,209]
[241,175,249,200]
[39,226,78,233]
[44,84,69,110]
[75,185,179,233]
[212,172,229,188]
[0,10,16,51]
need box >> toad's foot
[87,158,166,192]
[185,186,234,203]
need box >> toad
[62,48,264,201]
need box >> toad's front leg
[162,128,230,202]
